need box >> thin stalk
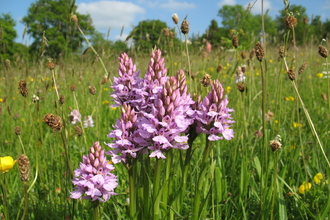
[60,130,74,178]
[193,136,211,220]
[21,182,28,220]
[270,151,278,220]
[51,68,60,101]
[1,173,9,220]
[153,158,163,220]
[290,81,330,167]
[18,135,26,154]
[73,91,88,148]
[326,58,330,113]
[75,24,110,82]
[128,162,137,220]
[92,200,101,220]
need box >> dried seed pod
[59,95,65,104]
[255,41,264,62]
[46,60,55,70]
[75,126,83,137]
[237,82,245,93]
[89,85,96,95]
[5,59,11,68]
[70,84,76,91]
[180,19,189,34]
[200,74,212,87]
[43,114,63,133]
[163,27,170,37]
[17,154,30,182]
[279,46,285,59]
[321,93,327,101]
[232,36,239,48]
[298,62,308,74]
[71,14,78,23]
[249,49,255,59]
[318,45,328,58]
[216,64,222,73]
[172,13,179,25]
[270,140,282,151]
[14,126,21,135]
[284,16,297,29]
[18,80,28,98]
[287,69,296,81]
[241,51,246,59]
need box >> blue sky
[1,0,330,44]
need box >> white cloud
[217,0,236,8]
[246,0,272,14]
[77,1,145,30]
[160,0,196,11]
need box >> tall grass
[1,5,330,220]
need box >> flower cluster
[107,49,235,162]
[70,141,118,202]
[69,110,94,128]
[189,79,235,141]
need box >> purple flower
[70,110,81,124]
[70,141,118,202]
[84,115,94,128]
[191,80,235,141]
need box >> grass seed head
[318,45,328,58]
[172,13,179,24]
[18,80,28,98]
[14,126,21,135]
[298,62,308,74]
[5,59,11,68]
[321,93,327,101]
[217,64,223,73]
[163,27,170,37]
[232,36,239,48]
[237,82,245,93]
[75,126,83,137]
[43,114,63,133]
[279,46,285,59]
[201,74,212,87]
[287,69,296,81]
[71,14,78,23]
[180,19,189,35]
[284,16,297,29]
[89,85,96,95]
[70,84,76,91]
[255,41,264,62]
[17,154,30,182]
[249,48,255,59]
[46,60,55,70]
[270,140,282,151]
[241,51,246,59]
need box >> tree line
[0,0,329,62]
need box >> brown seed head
[43,114,63,133]
[284,16,297,29]
[180,19,189,34]
[303,17,308,25]
[5,59,11,68]
[59,95,65,104]
[241,65,246,73]
[216,64,223,73]
[71,14,78,23]
[18,154,30,182]
[46,60,55,70]
[241,51,246,59]
[279,46,285,59]
[70,84,76,91]
[169,31,174,39]
[270,140,282,151]
[18,80,28,98]
[237,82,245,93]
[298,62,308,75]
[100,77,108,85]
[75,126,83,137]
[172,14,179,25]
[266,110,274,121]
[232,36,239,48]
[14,126,21,135]
[318,45,328,58]
[89,85,96,95]
[249,49,255,59]
[287,69,296,81]
[163,27,170,37]
[321,93,327,101]
[201,74,212,87]
[255,41,264,62]
[254,130,263,138]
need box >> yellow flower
[293,122,302,128]
[226,63,230,67]
[207,67,215,72]
[317,73,324,78]
[285,96,295,101]
[298,181,312,194]
[275,120,278,124]
[0,98,3,103]
[174,62,178,66]
[256,72,260,76]
[226,86,231,93]
[223,66,227,70]
[314,173,323,184]
[102,100,110,105]
[269,59,273,63]
[103,88,109,91]
[0,156,16,173]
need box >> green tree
[132,20,167,53]
[201,19,227,47]
[275,4,309,45]
[0,13,18,60]
[21,0,95,59]
[217,5,277,47]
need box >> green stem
[60,130,74,178]
[128,162,137,220]
[76,24,110,83]
[1,173,10,220]
[153,158,163,220]
[193,136,211,220]
[260,60,266,218]
[92,200,101,220]
[21,182,28,220]
[270,151,278,220]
